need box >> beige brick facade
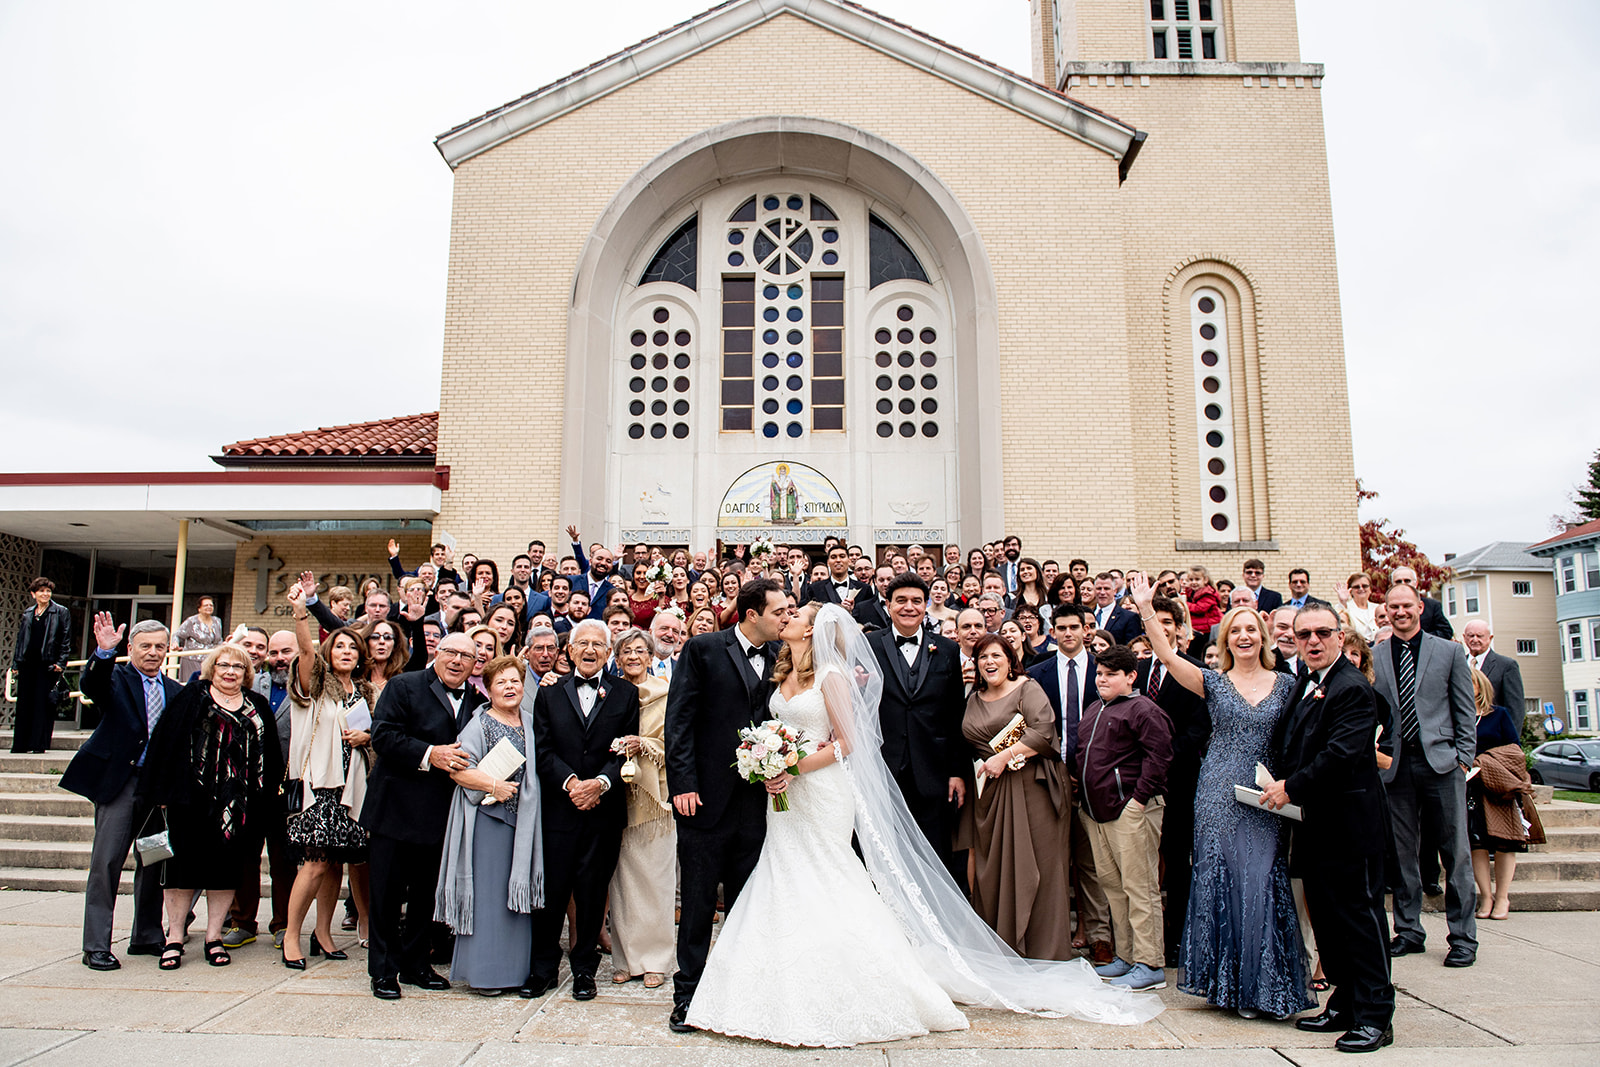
[227,533,431,637]
[430,0,1357,588]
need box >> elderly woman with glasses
[1335,572,1380,642]
[137,642,283,968]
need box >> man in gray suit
[1373,584,1478,967]
[1462,621,1526,725]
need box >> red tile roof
[217,412,437,463]
[1528,518,1600,552]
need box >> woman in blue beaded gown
[1129,576,1315,1019]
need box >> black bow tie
[575,675,600,690]
[445,686,466,700]
[895,634,921,647]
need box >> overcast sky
[2,1,1594,561]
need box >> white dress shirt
[1056,648,1089,716]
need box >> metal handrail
[5,647,211,705]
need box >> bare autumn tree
[1357,480,1453,597]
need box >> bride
[685,603,1162,1047]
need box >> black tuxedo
[363,668,486,981]
[852,593,891,631]
[803,575,865,607]
[664,626,778,1009]
[1136,654,1211,958]
[1419,595,1453,640]
[1090,604,1141,644]
[868,625,968,884]
[1477,649,1525,723]
[531,671,640,984]
[1271,651,1302,677]
[1271,655,1395,1031]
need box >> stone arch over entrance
[562,116,1003,549]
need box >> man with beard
[996,534,1022,594]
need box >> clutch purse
[135,808,173,866]
[989,712,1029,771]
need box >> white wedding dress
[685,667,970,1046]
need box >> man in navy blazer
[1240,558,1282,614]
[61,614,183,970]
[1087,573,1141,644]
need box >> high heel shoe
[282,945,306,971]
[309,934,348,961]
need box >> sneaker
[1110,963,1166,991]
[272,930,286,950]
[220,926,256,949]
[1094,957,1134,979]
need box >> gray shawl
[434,705,544,934]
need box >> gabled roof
[435,0,1141,170]
[214,412,438,467]
[1446,541,1553,573]
[1528,518,1600,556]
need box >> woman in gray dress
[436,654,544,994]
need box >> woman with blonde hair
[464,624,503,699]
[1336,572,1379,642]
[606,628,675,987]
[1467,667,1542,921]
[1131,576,1311,1018]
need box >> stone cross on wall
[245,544,283,613]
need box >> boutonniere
[598,687,608,702]
[1308,685,1326,702]
[927,643,937,654]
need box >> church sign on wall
[717,461,847,541]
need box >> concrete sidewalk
[0,889,1596,1065]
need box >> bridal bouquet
[644,560,673,586]
[748,536,776,568]
[734,719,813,812]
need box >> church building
[429,0,1356,575]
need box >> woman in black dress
[138,643,282,968]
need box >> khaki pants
[1072,805,1111,944]
[1084,797,1165,968]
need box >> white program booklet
[1235,761,1303,821]
[475,737,526,805]
[344,703,372,733]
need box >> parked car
[1528,740,1600,792]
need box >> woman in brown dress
[958,633,1073,960]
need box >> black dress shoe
[1335,1024,1394,1053]
[371,975,402,1000]
[1423,882,1444,896]
[572,973,597,1001]
[1388,937,1425,957]
[82,950,120,971]
[668,1001,696,1033]
[400,968,451,990]
[518,974,557,999]
[126,942,162,957]
[1443,947,1476,968]
[1295,1006,1348,1033]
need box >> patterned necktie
[1397,641,1420,743]
[1064,658,1080,762]
[138,676,165,766]
[1150,662,1163,696]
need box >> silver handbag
[135,809,173,866]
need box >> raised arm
[1129,573,1204,696]
[388,538,406,580]
[288,581,316,696]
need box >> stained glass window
[868,215,929,288]
[640,215,697,289]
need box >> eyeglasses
[214,661,247,672]
[1294,627,1337,641]
[367,633,394,642]
[435,648,473,660]
[570,639,609,651]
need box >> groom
[664,577,792,1033]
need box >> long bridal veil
[809,605,1162,1025]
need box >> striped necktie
[1397,641,1419,743]
[138,676,165,765]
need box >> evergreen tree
[1576,447,1600,523]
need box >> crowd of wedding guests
[51,531,1540,1054]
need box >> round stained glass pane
[1202,377,1221,394]
[651,400,667,416]
[763,422,780,438]
[673,400,689,415]
[763,284,779,299]
[821,251,838,265]
[899,422,915,438]
[922,422,939,438]
[728,231,744,245]
[786,329,803,344]
[786,307,803,322]
[897,328,913,343]
[786,399,803,414]
[763,399,779,414]
[921,374,938,390]
[763,329,778,344]
[673,424,689,439]
[876,375,892,391]
[876,422,893,438]
[898,375,914,390]
[1198,296,1216,314]
[674,330,691,346]
[787,195,803,210]
[921,398,937,414]
[877,398,893,414]
[1208,458,1226,475]
[653,308,669,323]
[786,375,803,391]
[650,424,666,439]
[674,353,690,369]
[629,400,645,416]
[1211,514,1230,532]
[762,375,779,391]
[762,353,779,368]
[630,354,646,370]
[786,422,803,438]
[897,352,914,367]
[653,331,668,346]
[652,354,668,369]
[651,377,667,392]
[1199,323,1217,340]
[763,308,779,322]
[875,328,892,344]
[727,252,744,266]
[787,284,803,299]
[1205,430,1224,447]
[898,398,914,414]
[628,424,644,439]
[1201,350,1219,367]
[875,351,892,367]
[1209,485,1228,502]
[628,377,645,393]
[763,196,779,210]
[920,351,936,367]
[786,353,803,368]
[897,306,914,321]
[673,376,689,392]
[1203,404,1222,421]
[920,327,936,343]
[822,229,838,243]
[630,330,646,347]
